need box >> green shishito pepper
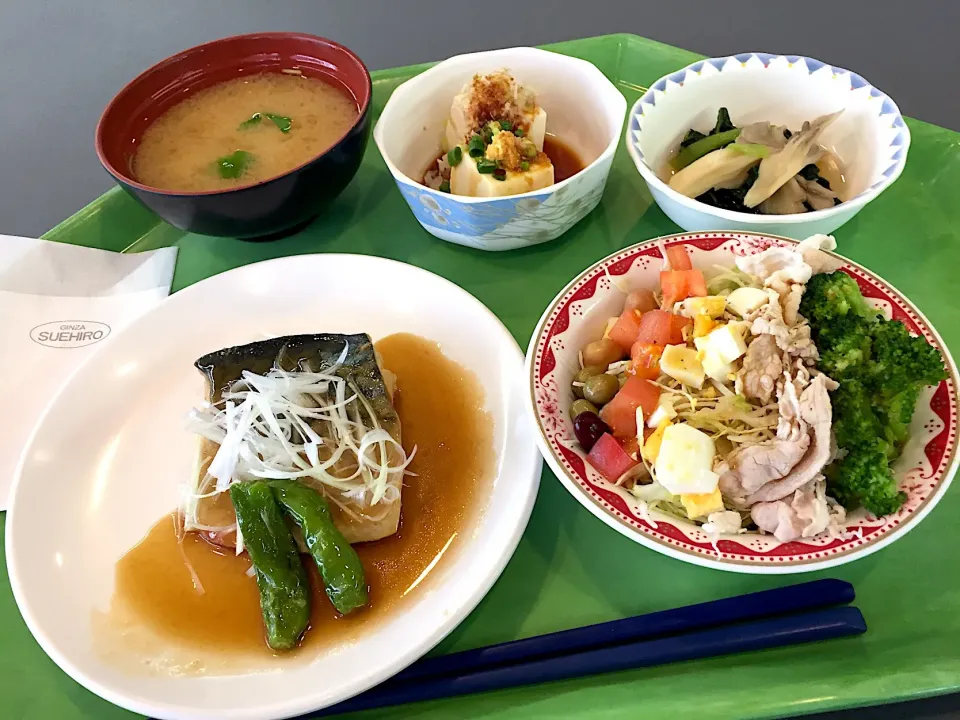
[230,482,310,650]
[670,128,741,171]
[270,480,368,615]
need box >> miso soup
[133,73,359,192]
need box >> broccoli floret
[867,319,947,390]
[829,379,883,448]
[804,271,947,519]
[801,271,879,326]
[827,439,907,517]
[818,321,872,378]
[880,384,922,455]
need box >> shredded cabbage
[705,264,762,296]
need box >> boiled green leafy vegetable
[671,128,741,171]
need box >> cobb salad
[571,236,947,542]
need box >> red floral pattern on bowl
[526,232,959,573]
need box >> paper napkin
[0,235,178,509]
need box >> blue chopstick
[320,605,866,716]
[395,578,853,682]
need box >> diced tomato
[635,310,675,346]
[660,269,708,308]
[587,433,638,482]
[666,245,693,271]
[608,309,644,351]
[660,270,686,307]
[618,435,640,459]
[668,314,693,345]
[599,376,662,437]
[630,342,663,380]
[686,270,707,297]
[625,289,658,314]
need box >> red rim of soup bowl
[95,32,372,197]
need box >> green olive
[582,338,624,368]
[570,398,598,420]
[618,374,629,388]
[572,365,605,398]
[583,373,619,405]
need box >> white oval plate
[527,232,958,573]
[6,254,541,720]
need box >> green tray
[4,33,960,720]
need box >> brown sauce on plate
[107,333,493,664]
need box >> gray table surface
[1,1,958,718]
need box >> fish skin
[195,333,400,442]
[192,333,404,546]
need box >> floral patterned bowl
[373,47,626,252]
[526,232,959,573]
[625,54,910,239]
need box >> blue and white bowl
[625,53,910,239]
[374,47,626,252]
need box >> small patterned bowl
[374,47,626,252]
[625,54,910,239]
[526,232,958,573]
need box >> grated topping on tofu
[465,71,538,139]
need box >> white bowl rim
[525,231,959,574]
[5,253,543,720]
[373,46,627,205]
[624,52,911,225]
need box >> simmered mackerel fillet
[188,333,405,546]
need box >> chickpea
[624,289,657,314]
[582,338,624,368]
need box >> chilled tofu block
[525,107,547,151]
[444,72,548,151]
[446,106,547,151]
[450,155,554,197]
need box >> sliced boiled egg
[660,345,705,388]
[654,423,719,495]
[693,315,719,339]
[694,323,747,365]
[646,395,678,428]
[700,351,734,383]
[680,487,725,519]
[682,295,726,318]
[642,419,671,464]
[726,287,770,317]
